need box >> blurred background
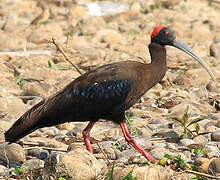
[0,0,219,179]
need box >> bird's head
[151,25,175,46]
[150,25,215,81]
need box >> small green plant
[14,166,22,176]
[158,154,191,171]
[125,112,142,136]
[108,162,137,180]
[150,3,161,11]
[57,64,70,70]
[108,162,115,180]
[17,78,25,89]
[48,60,52,68]
[13,166,32,179]
[191,147,207,156]
[58,177,69,180]
[113,142,123,151]
[123,170,137,180]
[168,105,207,139]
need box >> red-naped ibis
[4,26,215,162]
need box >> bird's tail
[4,100,45,143]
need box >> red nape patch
[151,25,166,38]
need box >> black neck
[148,43,167,66]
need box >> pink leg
[82,121,96,153]
[120,122,157,163]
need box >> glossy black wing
[58,79,133,121]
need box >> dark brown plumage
[4,26,215,162]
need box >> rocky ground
[0,0,220,179]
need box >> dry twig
[24,146,67,152]
[51,38,84,75]
[96,143,111,165]
[185,169,220,179]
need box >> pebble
[150,147,171,160]
[21,158,44,171]
[133,136,152,149]
[43,145,104,180]
[164,130,180,143]
[113,165,174,180]
[0,143,26,163]
[208,158,220,176]
[26,137,68,149]
[210,41,220,58]
[193,135,208,145]
[179,139,196,147]
[211,130,220,141]
[206,126,218,133]
[205,144,220,157]
[216,120,220,128]
[195,157,212,173]
[36,150,49,160]
[0,164,8,176]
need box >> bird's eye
[165,31,169,36]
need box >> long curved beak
[172,41,215,81]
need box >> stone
[195,157,212,173]
[206,126,218,133]
[0,164,8,177]
[206,81,220,93]
[155,0,182,8]
[43,145,104,179]
[39,127,60,137]
[28,23,63,44]
[169,102,202,122]
[208,158,220,176]
[22,81,52,98]
[25,137,68,149]
[0,143,26,163]
[134,136,152,149]
[164,130,180,143]
[56,123,73,131]
[193,135,208,145]
[210,41,220,58]
[117,147,149,164]
[185,69,214,85]
[36,150,49,160]
[21,158,44,171]
[152,127,171,137]
[96,29,125,44]
[150,147,170,160]
[179,139,196,147]
[114,165,174,180]
[216,120,220,128]
[173,74,190,86]
[211,130,220,141]
[27,147,49,160]
[0,97,28,119]
[205,144,220,157]
[0,129,5,143]
[0,32,26,49]
[0,120,12,131]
